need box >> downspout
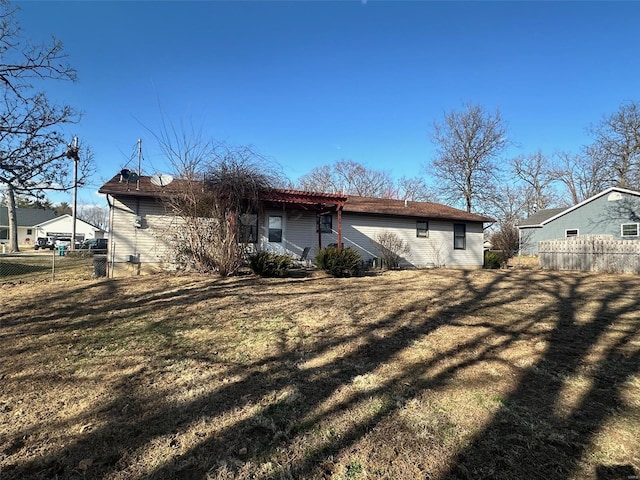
[106,194,114,278]
[518,226,522,257]
[337,202,343,251]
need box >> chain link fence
[0,250,108,283]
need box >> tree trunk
[6,185,20,253]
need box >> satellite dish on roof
[150,173,174,187]
[120,169,131,180]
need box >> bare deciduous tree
[485,184,529,263]
[489,223,520,265]
[77,204,108,231]
[0,0,89,252]
[297,160,395,197]
[297,160,434,201]
[429,103,509,213]
[586,100,640,189]
[512,151,556,216]
[296,164,335,193]
[396,175,437,202]
[153,121,281,275]
[373,231,410,270]
[550,151,610,205]
[489,184,529,228]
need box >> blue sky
[14,0,640,206]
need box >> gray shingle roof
[517,207,566,227]
[0,207,58,227]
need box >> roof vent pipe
[404,199,408,207]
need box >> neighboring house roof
[517,187,640,229]
[517,207,567,227]
[99,175,494,224]
[0,206,58,227]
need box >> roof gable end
[540,187,640,226]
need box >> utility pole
[66,136,80,250]
[137,138,142,190]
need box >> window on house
[318,214,332,233]
[268,216,282,243]
[565,229,579,238]
[0,228,8,240]
[622,223,639,237]
[27,229,33,235]
[417,220,429,238]
[454,223,466,250]
[239,214,258,243]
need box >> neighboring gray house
[99,174,494,274]
[517,187,640,255]
[0,206,58,245]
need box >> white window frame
[565,229,579,238]
[268,215,283,243]
[621,223,639,237]
[416,220,429,238]
[453,223,466,250]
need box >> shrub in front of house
[248,251,293,277]
[315,246,362,277]
[373,231,410,270]
[484,250,502,269]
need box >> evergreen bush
[484,250,502,269]
[248,251,293,277]
[315,246,362,277]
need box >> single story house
[98,174,494,274]
[0,206,57,245]
[34,214,106,244]
[517,187,640,255]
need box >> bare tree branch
[429,103,509,213]
[586,100,640,189]
[0,0,84,252]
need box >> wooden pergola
[261,189,348,250]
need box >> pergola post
[337,203,343,251]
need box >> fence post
[51,245,56,281]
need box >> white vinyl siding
[261,208,331,257]
[110,201,487,270]
[259,210,485,269]
[339,214,484,268]
[110,196,175,264]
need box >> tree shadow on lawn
[441,272,640,480]
[2,270,639,479]
[0,274,264,331]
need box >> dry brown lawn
[1,265,639,480]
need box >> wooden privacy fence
[539,235,640,274]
